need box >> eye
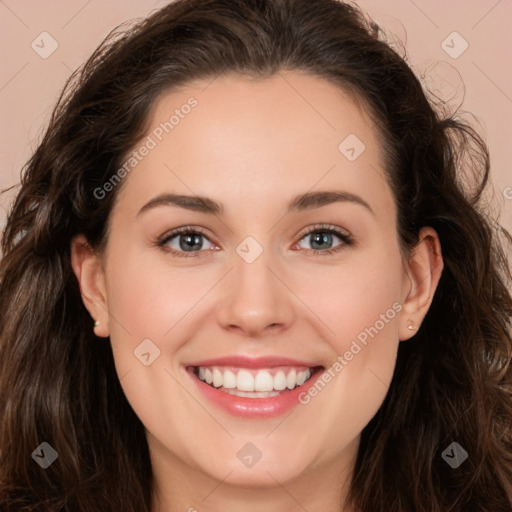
[294,224,353,255]
[157,227,217,257]
[156,224,353,258]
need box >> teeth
[195,366,313,393]
[224,389,281,398]
[254,370,274,391]
[237,370,254,391]
[223,370,237,389]
[297,370,308,386]
[273,371,287,390]
[212,368,223,388]
[286,369,297,390]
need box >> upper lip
[186,355,321,369]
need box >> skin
[72,72,443,512]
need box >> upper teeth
[197,366,312,392]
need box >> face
[73,72,442,502]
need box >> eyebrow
[137,190,374,216]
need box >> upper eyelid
[158,226,215,246]
[296,223,351,239]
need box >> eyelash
[156,224,353,258]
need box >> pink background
[1,0,511,236]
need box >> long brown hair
[1,1,511,510]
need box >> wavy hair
[1,0,511,510]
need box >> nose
[216,250,296,338]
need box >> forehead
[112,72,394,220]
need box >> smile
[194,365,315,397]
[186,356,324,418]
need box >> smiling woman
[1,1,511,512]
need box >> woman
[1,0,511,510]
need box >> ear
[399,226,444,341]
[71,235,110,337]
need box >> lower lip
[187,368,323,419]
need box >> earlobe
[399,227,444,341]
[71,235,110,337]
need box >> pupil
[180,234,202,251]
[311,233,332,250]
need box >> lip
[185,356,324,419]
[187,355,319,369]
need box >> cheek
[105,248,212,342]
[101,249,190,387]
[289,249,404,441]
[102,253,211,464]
[293,245,404,352]
[102,248,223,434]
